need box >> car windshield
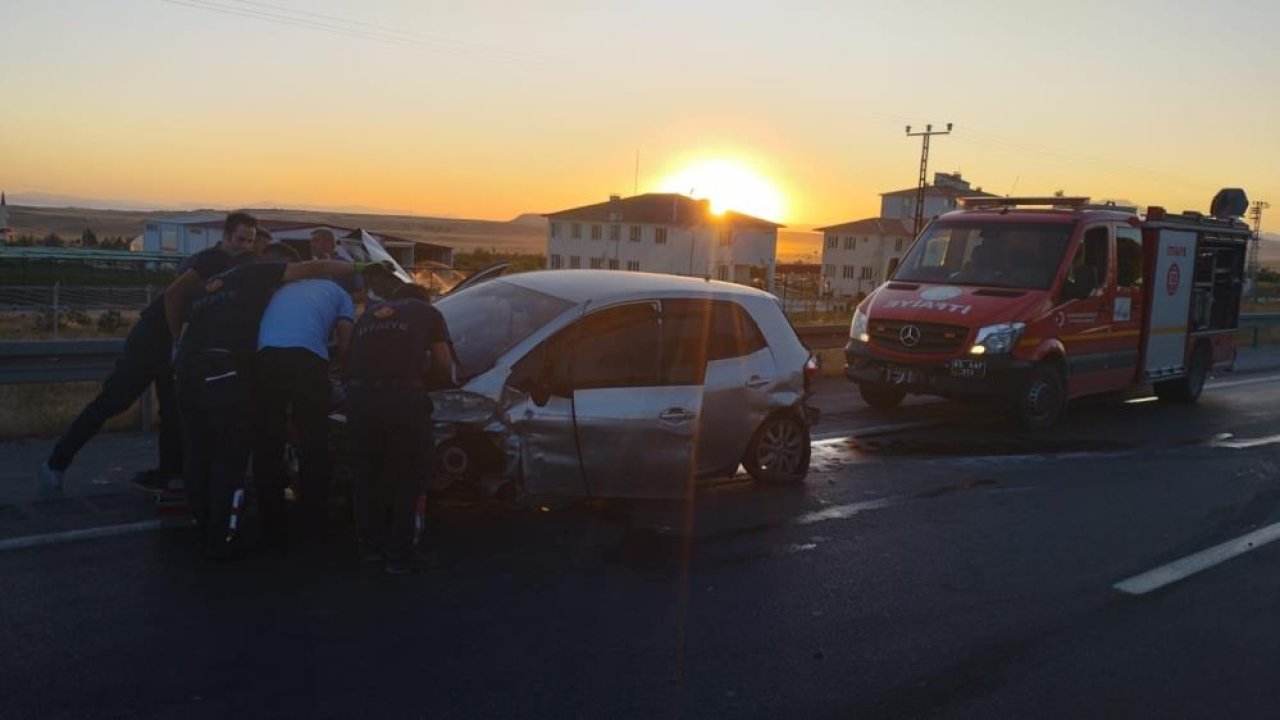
[892,221,1077,290]
[433,279,576,380]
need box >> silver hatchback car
[427,270,820,499]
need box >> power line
[159,0,546,67]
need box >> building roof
[545,193,782,229]
[814,217,912,236]
[880,185,997,199]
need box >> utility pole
[1247,200,1269,282]
[905,123,953,237]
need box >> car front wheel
[742,412,811,484]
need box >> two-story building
[819,172,993,299]
[544,193,782,291]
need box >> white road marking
[1113,521,1280,595]
[795,498,900,525]
[1206,374,1280,392]
[1212,434,1280,449]
[811,420,942,444]
[0,520,162,553]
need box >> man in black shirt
[175,253,371,558]
[347,283,454,575]
[37,212,259,497]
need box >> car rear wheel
[1012,363,1066,430]
[1154,344,1210,404]
[859,383,906,410]
[742,412,811,484]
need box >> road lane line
[811,420,942,444]
[796,498,900,525]
[1207,374,1280,391]
[0,520,162,553]
[1213,434,1280,449]
[1113,521,1280,596]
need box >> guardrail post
[1254,326,1261,349]
[52,282,60,339]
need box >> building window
[655,228,668,244]
[843,237,854,250]
[717,265,729,281]
[550,254,563,269]
[590,257,603,269]
[627,260,640,272]
[608,258,619,270]
[550,222,561,239]
[826,235,838,250]
[570,255,581,269]
[894,238,904,252]
[823,263,836,277]
[571,223,581,240]
[591,224,602,241]
[629,225,642,242]
[718,229,731,247]
[842,265,856,280]
[860,267,875,280]
[609,224,620,241]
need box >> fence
[0,284,158,312]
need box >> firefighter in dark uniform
[347,283,454,575]
[175,251,372,558]
[37,212,259,497]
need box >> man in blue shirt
[253,243,358,540]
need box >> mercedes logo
[899,324,922,347]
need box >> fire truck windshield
[892,220,1077,290]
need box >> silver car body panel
[431,271,812,499]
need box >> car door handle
[745,376,770,389]
[659,408,697,422]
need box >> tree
[81,227,98,248]
[1258,267,1280,283]
[42,233,64,248]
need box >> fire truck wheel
[1012,363,1066,430]
[1155,345,1210,404]
[859,383,907,410]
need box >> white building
[819,173,993,298]
[141,216,452,267]
[544,193,782,291]
[814,217,912,299]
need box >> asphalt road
[5,371,1280,719]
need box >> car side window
[1115,226,1143,289]
[569,303,661,390]
[708,302,767,361]
[659,300,713,385]
[1069,226,1111,294]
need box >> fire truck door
[1106,224,1145,385]
[1061,225,1117,397]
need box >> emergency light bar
[958,196,1091,209]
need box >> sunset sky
[3,0,1277,229]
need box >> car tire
[1154,344,1210,404]
[1011,362,1066,430]
[742,412,811,484]
[859,383,906,410]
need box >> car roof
[496,270,777,305]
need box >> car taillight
[803,354,821,392]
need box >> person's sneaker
[36,463,64,499]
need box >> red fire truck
[844,190,1252,428]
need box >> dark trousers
[349,388,433,563]
[176,351,253,554]
[48,326,181,475]
[252,347,333,535]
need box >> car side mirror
[1062,266,1098,301]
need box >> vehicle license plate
[885,365,918,385]
[950,359,987,379]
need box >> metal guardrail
[795,324,849,350]
[0,338,151,433]
[1239,313,1280,348]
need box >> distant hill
[509,213,548,228]
[5,205,547,255]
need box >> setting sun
[657,160,786,223]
